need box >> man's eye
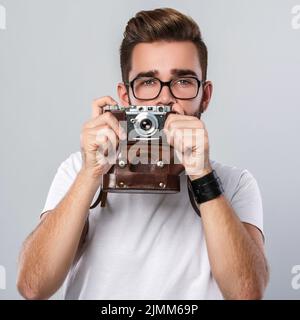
[143,79,156,85]
[176,79,192,86]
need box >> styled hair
[120,8,208,84]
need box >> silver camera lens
[134,112,158,138]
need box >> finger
[164,120,204,142]
[96,140,118,165]
[86,112,126,140]
[91,96,118,119]
[164,114,201,131]
[95,150,111,168]
[95,126,120,165]
[96,125,119,148]
[165,124,205,148]
[98,140,114,157]
[168,120,204,131]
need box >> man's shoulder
[59,150,82,174]
[210,159,247,179]
[210,160,257,199]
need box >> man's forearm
[199,195,269,300]
[17,169,101,300]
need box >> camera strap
[89,188,107,209]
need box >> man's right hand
[80,96,126,178]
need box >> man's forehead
[130,41,202,79]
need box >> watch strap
[189,170,223,205]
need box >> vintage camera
[101,105,185,195]
[103,105,171,142]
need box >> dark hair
[120,8,208,84]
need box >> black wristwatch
[188,170,224,205]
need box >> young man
[17,8,269,300]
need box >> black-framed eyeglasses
[126,76,204,101]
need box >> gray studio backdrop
[1,0,300,299]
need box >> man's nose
[156,84,176,105]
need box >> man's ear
[199,81,213,114]
[117,82,130,106]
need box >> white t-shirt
[42,151,264,300]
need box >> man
[17,8,269,300]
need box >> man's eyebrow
[170,69,198,77]
[131,69,199,81]
[132,70,159,79]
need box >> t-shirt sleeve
[41,152,81,215]
[230,170,264,236]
